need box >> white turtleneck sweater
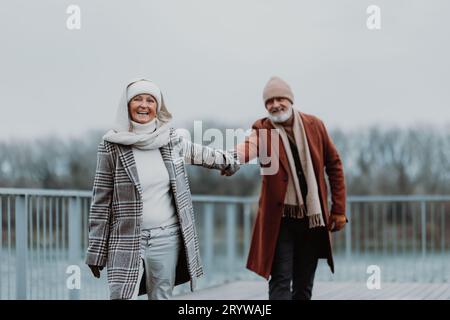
[131,120,178,229]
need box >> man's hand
[327,214,347,232]
[89,265,104,278]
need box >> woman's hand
[89,265,104,278]
[220,166,235,176]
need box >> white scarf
[103,78,173,150]
[103,118,170,150]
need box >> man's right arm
[235,129,259,164]
[220,128,259,176]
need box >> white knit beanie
[127,80,162,112]
[262,76,294,105]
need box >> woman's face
[128,94,158,124]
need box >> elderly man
[226,76,347,300]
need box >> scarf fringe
[282,204,325,228]
[308,213,325,228]
[282,204,306,219]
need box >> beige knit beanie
[262,76,294,104]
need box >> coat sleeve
[85,142,114,267]
[235,129,259,164]
[319,120,347,217]
[175,129,240,175]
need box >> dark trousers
[269,217,319,300]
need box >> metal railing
[1,188,449,299]
[322,195,450,284]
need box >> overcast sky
[1,0,449,141]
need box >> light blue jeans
[131,223,181,300]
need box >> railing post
[440,203,446,282]
[226,204,236,278]
[345,202,352,261]
[243,203,251,260]
[68,197,81,300]
[203,203,214,276]
[15,195,28,300]
[421,201,426,260]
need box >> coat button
[283,176,288,182]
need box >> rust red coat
[237,111,347,279]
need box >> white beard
[268,107,293,123]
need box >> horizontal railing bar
[1,188,450,203]
[346,195,450,202]
[0,188,91,197]
[192,195,256,203]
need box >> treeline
[0,124,449,196]
[333,126,450,195]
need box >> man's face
[265,97,293,123]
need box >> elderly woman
[85,78,239,300]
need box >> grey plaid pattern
[85,128,239,299]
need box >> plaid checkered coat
[85,128,239,299]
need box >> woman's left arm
[177,131,240,175]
